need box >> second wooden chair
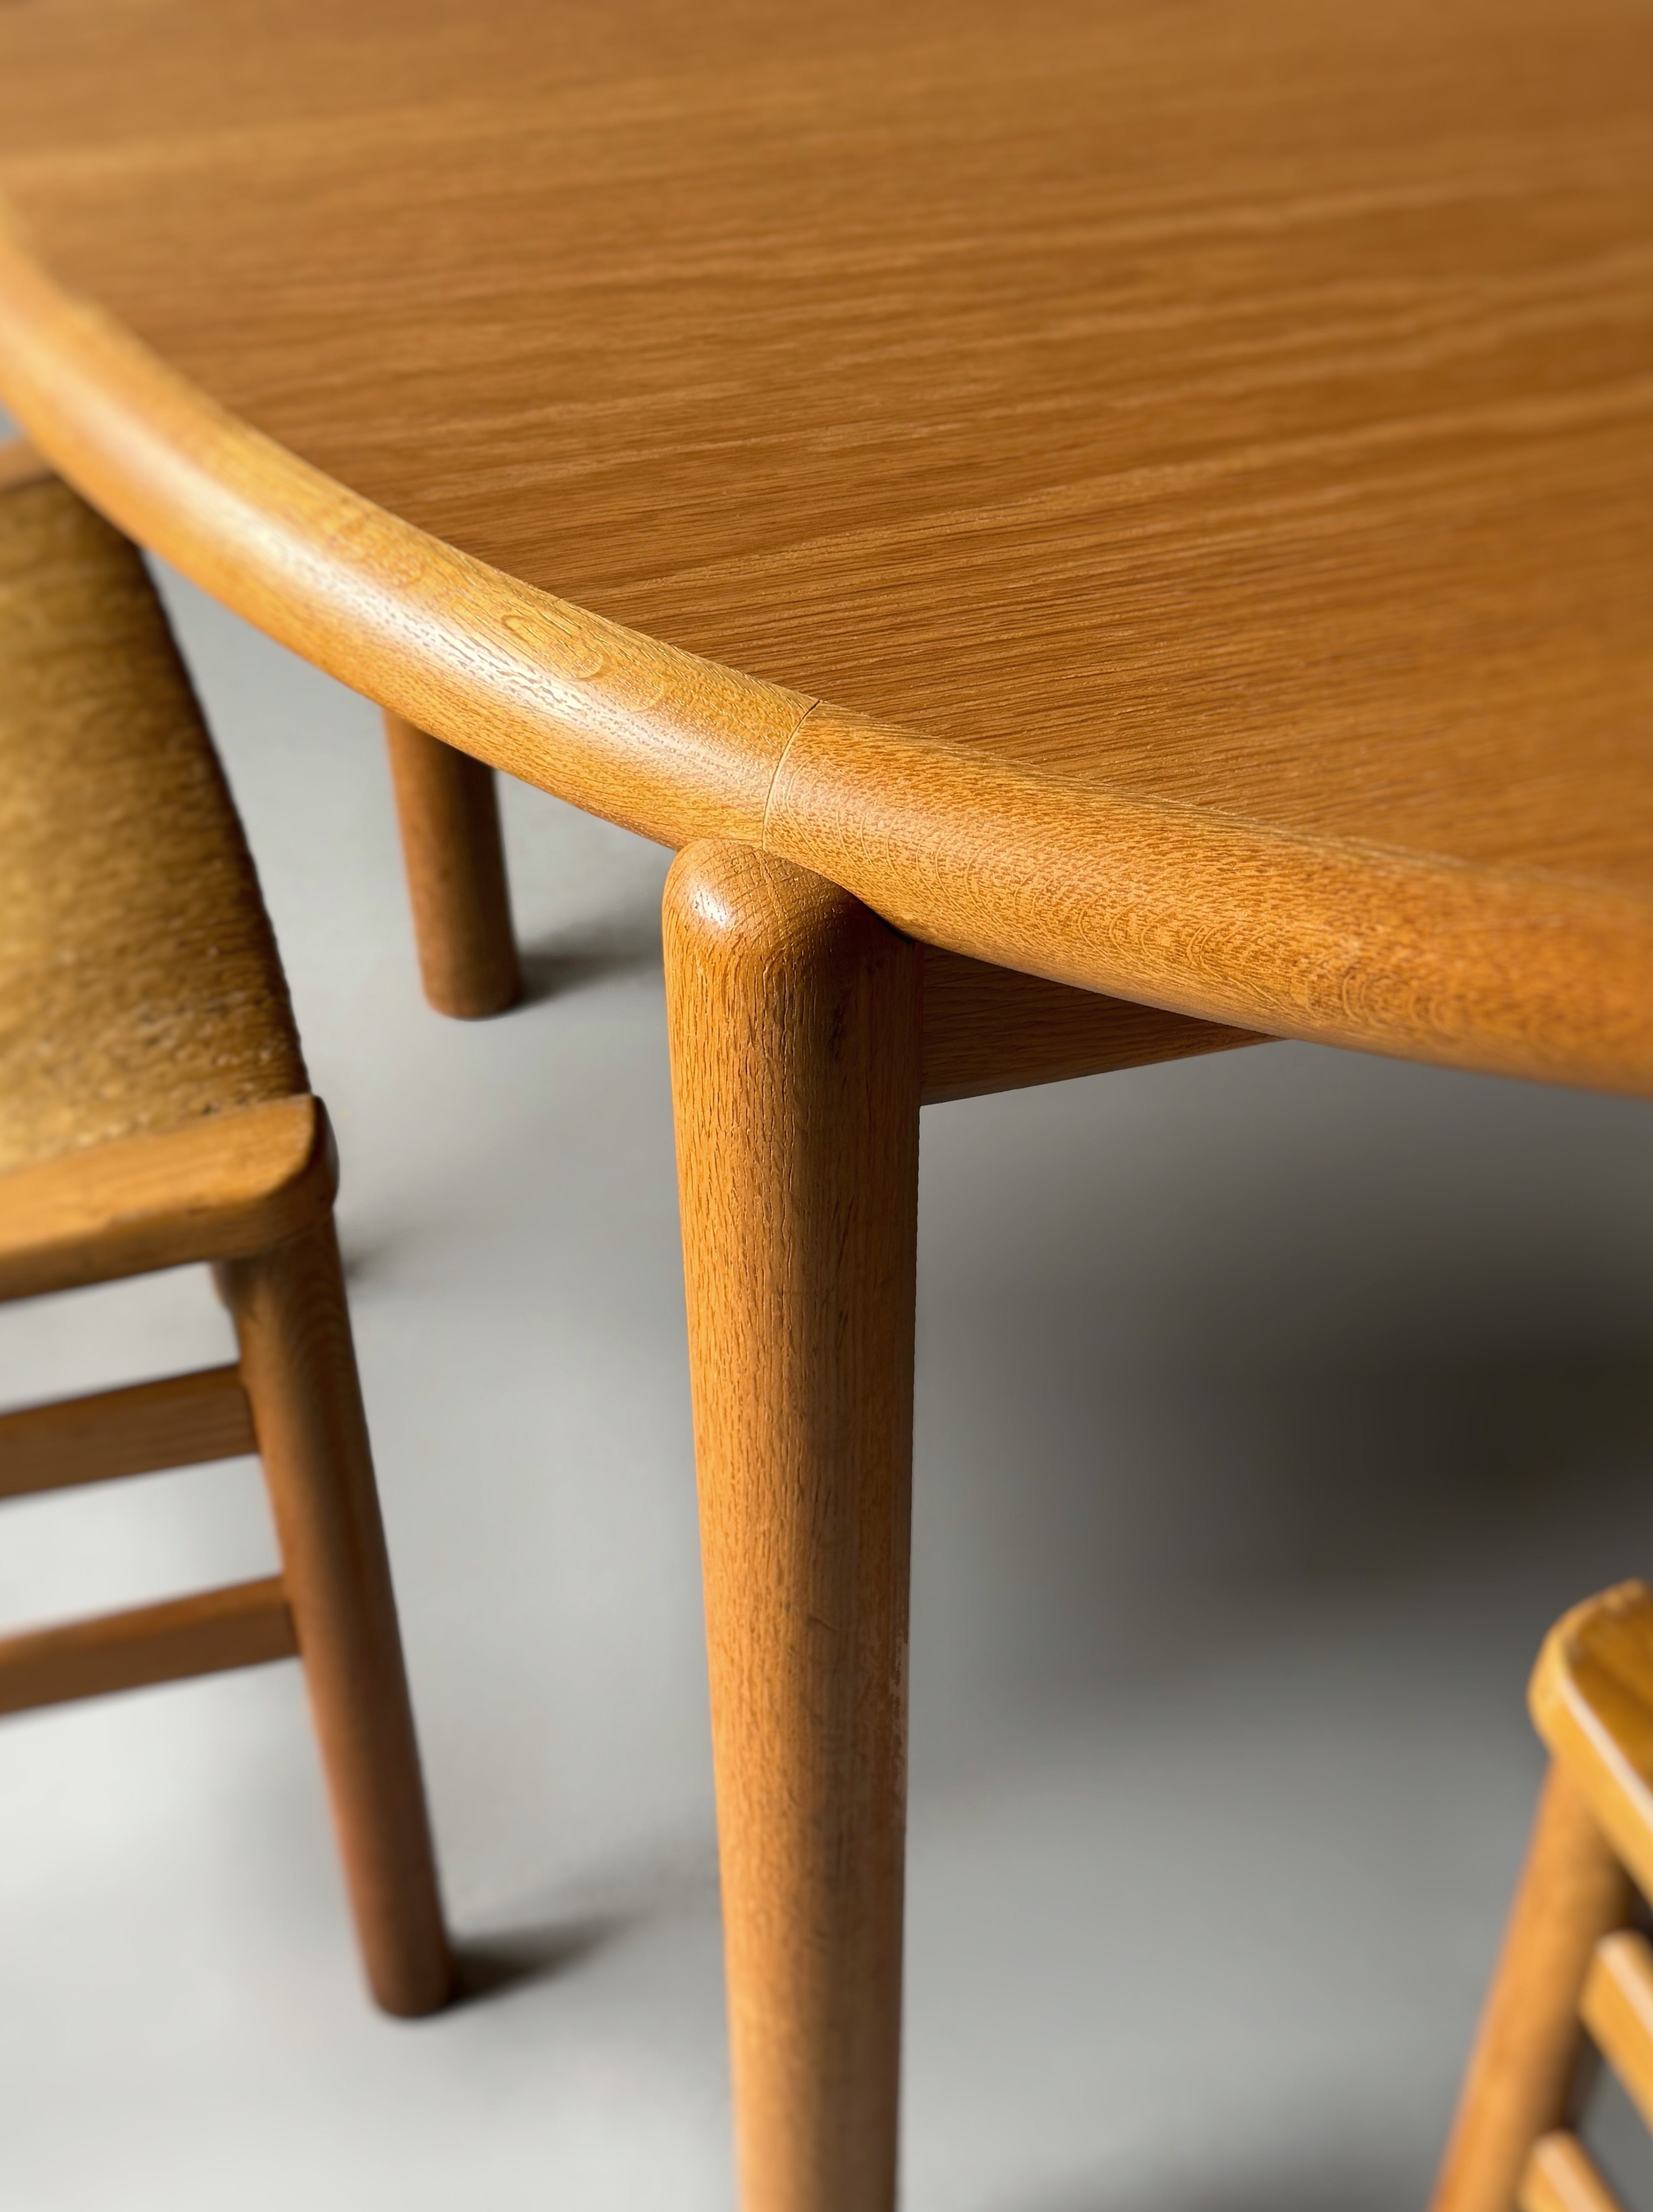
[1433,1579,1653,2212]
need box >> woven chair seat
[0,470,305,1176]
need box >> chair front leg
[664,840,922,2212]
[222,1213,453,2018]
[1430,1762,1634,2212]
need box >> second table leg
[382,709,521,1019]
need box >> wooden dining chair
[0,440,452,2018]
[1432,1580,1653,2212]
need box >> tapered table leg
[664,840,922,2212]
[383,710,521,1018]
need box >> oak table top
[0,0,1648,1089]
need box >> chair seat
[0,470,305,1175]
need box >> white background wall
[3,408,1652,2208]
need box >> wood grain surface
[1580,1931,1653,2133]
[0,1094,336,1301]
[1429,1765,1633,2212]
[0,1576,297,1718]
[665,842,920,2212]
[0,1364,254,1499]
[919,947,1262,1104]
[1520,2134,1626,2212]
[1529,1583,1653,1909]
[0,0,1648,1086]
[772,706,1653,1093]
[1434,1582,1653,2212]
[220,1216,453,2018]
[382,712,521,1019]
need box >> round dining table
[0,2,1648,2206]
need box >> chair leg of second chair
[221,1214,454,2019]
[664,840,922,2212]
[1431,1763,1635,2212]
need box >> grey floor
[3,464,1652,2207]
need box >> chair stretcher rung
[1520,2132,1627,2212]
[0,1364,256,1500]
[0,1577,296,1717]
[1583,1929,1653,2131]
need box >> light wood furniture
[382,709,520,1019]
[1,0,1649,1087]
[665,845,920,2207]
[1432,1582,1653,2212]
[0,2,1645,2199]
[0,452,451,2019]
